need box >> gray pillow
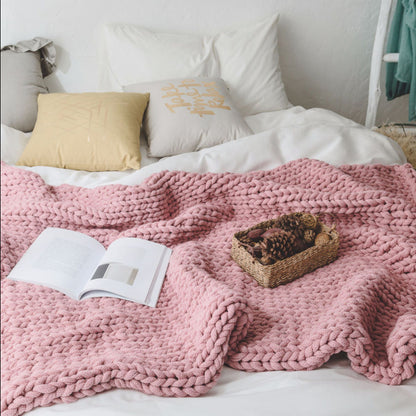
[1,50,47,132]
[124,78,253,157]
[1,37,56,133]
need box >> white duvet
[1,106,407,189]
[2,106,414,416]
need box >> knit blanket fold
[1,159,416,416]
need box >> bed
[1,1,416,416]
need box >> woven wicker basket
[231,216,339,288]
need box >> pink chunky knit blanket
[1,159,416,415]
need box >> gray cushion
[124,78,253,157]
[1,50,48,132]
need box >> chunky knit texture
[1,159,416,416]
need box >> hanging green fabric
[385,0,416,121]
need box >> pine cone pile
[239,213,331,265]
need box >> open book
[7,227,172,307]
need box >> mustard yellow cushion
[17,92,149,171]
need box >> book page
[7,228,106,299]
[80,238,171,306]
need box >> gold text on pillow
[162,79,231,117]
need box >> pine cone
[299,213,318,230]
[276,214,306,240]
[303,229,316,245]
[242,241,263,258]
[259,254,276,265]
[263,230,298,260]
[238,234,253,246]
[252,243,263,258]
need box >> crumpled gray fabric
[1,37,56,77]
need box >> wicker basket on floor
[231,216,339,288]
[375,124,416,169]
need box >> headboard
[1,0,408,125]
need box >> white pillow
[1,123,31,165]
[124,78,253,157]
[213,14,290,116]
[102,13,291,116]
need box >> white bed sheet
[1,107,414,416]
[28,356,416,416]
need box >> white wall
[1,0,409,126]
